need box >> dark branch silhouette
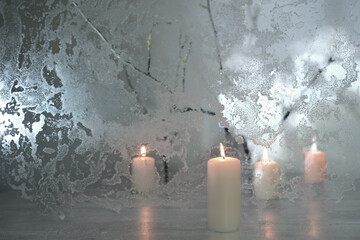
[282,57,335,123]
[171,105,216,116]
[72,2,173,94]
[205,0,223,70]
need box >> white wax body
[253,160,280,200]
[207,157,241,232]
[132,156,155,192]
[304,150,327,183]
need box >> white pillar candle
[207,143,241,232]
[304,139,327,183]
[253,148,280,200]
[132,146,155,192]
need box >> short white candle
[132,146,155,192]
[253,148,280,200]
[304,139,327,183]
[207,143,241,232]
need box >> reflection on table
[259,203,280,240]
[138,206,153,240]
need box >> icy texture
[0,0,360,217]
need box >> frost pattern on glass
[0,0,359,217]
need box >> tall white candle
[304,139,327,183]
[253,148,280,200]
[208,143,241,232]
[132,146,155,192]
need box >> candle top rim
[133,155,154,159]
[305,149,325,154]
[255,159,278,165]
[209,156,239,162]
[309,142,324,152]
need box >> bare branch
[282,57,335,122]
[123,66,148,114]
[147,31,152,75]
[72,2,173,94]
[181,41,192,93]
[175,35,192,93]
[146,21,172,76]
[205,0,223,70]
[171,105,216,116]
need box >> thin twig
[223,128,251,161]
[247,4,260,30]
[162,155,169,183]
[174,35,192,93]
[72,2,108,43]
[181,41,192,93]
[146,21,172,78]
[205,0,223,70]
[123,66,135,92]
[241,135,251,162]
[282,57,335,122]
[72,2,173,94]
[124,66,148,114]
[200,108,215,116]
[147,30,152,75]
[171,105,216,116]
[174,34,182,92]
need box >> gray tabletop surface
[0,181,359,240]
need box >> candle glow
[207,143,241,232]
[141,146,147,156]
[304,137,327,183]
[253,147,280,200]
[262,148,269,163]
[310,142,318,152]
[220,143,225,160]
[132,145,155,192]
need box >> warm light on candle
[254,147,280,200]
[220,143,225,160]
[304,136,327,183]
[310,136,318,152]
[141,146,146,156]
[208,142,241,232]
[262,148,269,163]
[132,145,155,192]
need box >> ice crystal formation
[0,0,359,216]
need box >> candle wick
[222,156,225,160]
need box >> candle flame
[310,142,318,152]
[262,148,269,162]
[141,146,146,156]
[220,143,226,160]
[312,135,317,142]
